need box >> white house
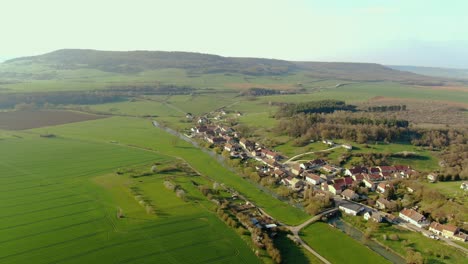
[364,211,383,222]
[399,208,429,228]
[339,203,364,216]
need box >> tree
[406,249,424,264]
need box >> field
[300,222,390,264]
[0,110,105,130]
[0,133,260,264]
[423,181,467,203]
[30,116,310,225]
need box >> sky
[1,0,467,68]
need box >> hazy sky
[1,0,467,68]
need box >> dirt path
[283,146,342,164]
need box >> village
[186,108,468,250]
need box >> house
[453,233,468,242]
[427,173,438,183]
[460,182,468,191]
[376,198,395,210]
[377,182,392,194]
[224,143,234,152]
[322,164,337,173]
[395,165,411,172]
[364,211,383,222]
[363,179,376,191]
[342,144,352,150]
[206,136,226,145]
[322,139,334,146]
[339,203,364,216]
[365,173,384,181]
[274,169,287,178]
[329,183,343,195]
[378,166,396,174]
[310,159,326,167]
[429,222,465,241]
[345,166,367,176]
[299,161,313,170]
[290,164,303,176]
[305,173,322,185]
[352,173,365,182]
[239,138,255,151]
[320,182,329,192]
[261,149,280,160]
[185,113,193,119]
[399,208,429,228]
[341,189,358,201]
[369,167,381,175]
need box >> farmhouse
[352,173,365,182]
[339,203,364,216]
[345,166,367,176]
[239,138,255,151]
[261,148,280,160]
[377,182,392,193]
[399,208,429,228]
[427,173,438,183]
[341,189,358,201]
[429,222,466,241]
[342,144,352,150]
[304,172,322,185]
[363,179,376,190]
[364,211,383,222]
[376,198,396,210]
[290,164,303,176]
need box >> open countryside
[1,1,468,263]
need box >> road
[283,145,342,164]
[280,208,338,264]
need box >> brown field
[0,110,106,130]
[361,97,468,127]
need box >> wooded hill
[3,49,446,85]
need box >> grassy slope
[0,133,259,264]
[301,222,390,264]
[30,116,309,225]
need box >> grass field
[300,222,390,264]
[0,133,260,264]
[423,181,467,203]
[30,116,309,225]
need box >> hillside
[1,49,445,85]
[389,65,468,80]
[295,61,443,84]
[5,49,296,76]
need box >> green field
[300,222,390,264]
[30,116,309,225]
[0,134,261,264]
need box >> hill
[388,65,468,81]
[295,61,443,84]
[5,49,296,76]
[2,49,445,85]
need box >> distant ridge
[4,49,445,84]
[388,65,468,80]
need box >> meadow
[0,133,260,264]
[300,222,390,264]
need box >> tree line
[275,100,357,117]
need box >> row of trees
[367,105,407,112]
[275,100,357,117]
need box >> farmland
[30,116,310,225]
[0,110,105,130]
[300,222,390,264]
[0,133,260,264]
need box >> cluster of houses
[189,113,467,244]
